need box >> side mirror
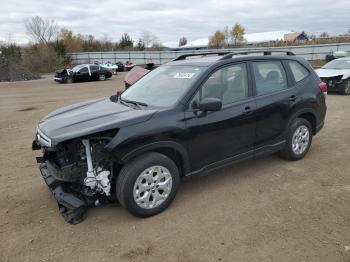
[198,98,222,112]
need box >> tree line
[208,23,246,49]
[0,16,169,74]
[1,16,350,76]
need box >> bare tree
[223,26,230,47]
[179,37,187,47]
[25,16,58,44]
[141,31,157,48]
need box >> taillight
[319,82,328,94]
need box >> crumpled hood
[38,97,157,146]
[316,68,350,79]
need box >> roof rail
[220,50,295,60]
[173,52,230,61]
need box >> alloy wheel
[292,125,310,155]
[133,166,173,209]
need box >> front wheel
[116,152,180,218]
[339,80,350,95]
[279,118,313,161]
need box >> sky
[0,0,349,46]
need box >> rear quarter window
[90,65,100,71]
[288,61,310,82]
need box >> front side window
[289,61,309,82]
[121,65,204,107]
[78,67,89,73]
[252,61,288,95]
[190,63,248,108]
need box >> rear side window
[288,61,309,82]
[252,61,288,95]
[90,65,100,71]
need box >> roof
[245,31,292,43]
[284,32,302,42]
[167,51,301,67]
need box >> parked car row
[54,59,155,84]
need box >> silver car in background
[316,57,350,95]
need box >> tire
[279,118,313,161]
[116,152,180,218]
[339,80,350,95]
[98,74,106,81]
[66,77,73,84]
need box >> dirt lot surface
[0,75,349,262]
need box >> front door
[75,66,90,81]
[185,63,256,172]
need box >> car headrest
[265,71,279,82]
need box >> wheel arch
[119,141,191,176]
[288,108,317,135]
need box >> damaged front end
[320,75,350,94]
[33,130,117,224]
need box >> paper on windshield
[173,72,195,79]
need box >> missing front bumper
[39,163,87,224]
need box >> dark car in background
[116,61,125,72]
[54,64,112,83]
[34,51,326,224]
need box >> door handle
[243,106,253,115]
[289,95,298,102]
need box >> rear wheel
[279,118,313,161]
[116,152,180,218]
[339,80,350,95]
[99,74,106,81]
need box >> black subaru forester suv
[33,51,327,224]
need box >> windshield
[322,59,350,69]
[121,65,205,107]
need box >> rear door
[90,65,100,80]
[251,60,298,148]
[185,63,257,172]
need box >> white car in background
[316,57,350,95]
[100,62,119,74]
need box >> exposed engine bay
[34,135,116,224]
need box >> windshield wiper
[120,98,148,108]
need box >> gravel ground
[0,75,349,262]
